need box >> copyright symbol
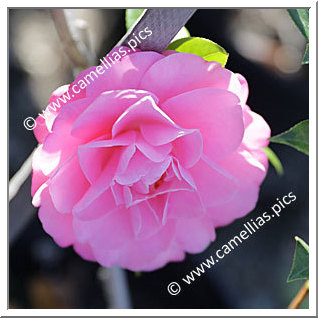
[167,282,181,296]
[23,117,37,130]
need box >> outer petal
[38,188,75,247]
[85,51,164,97]
[242,106,271,150]
[32,144,60,176]
[49,154,89,214]
[73,206,134,250]
[42,98,90,173]
[73,242,96,262]
[117,220,176,271]
[189,157,237,207]
[34,85,70,143]
[236,73,249,104]
[175,217,215,253]
[72,188,117,221]
[31,169,48,198]
[207,149,267,227]
[140,53,220,102]
[162,88,243,162]
[140,53,244,102]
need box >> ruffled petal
[129,201,162,239]
[140,52,247,102]
[34,85,70,143]
[71,90,158,140]
[78,131,135,183]
[72,188,117,221]
[112,95,175,138]
[242,106,271,150]
[136,134,172,162]
[49,155,89,214]
[162,88,244,161]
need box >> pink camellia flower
[32,47,270,271]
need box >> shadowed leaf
[287,236,309,282]
[269,120,308,155]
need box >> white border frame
[3,1,316,316]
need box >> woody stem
[288,280,309,309]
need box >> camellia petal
[161,88,244,161]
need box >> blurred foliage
[263,147,284,176]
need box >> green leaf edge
[287,9,309,65]
[166,37,229,67]
[269,120,309,155]
[287,236,309,283]
[302,43,309,64]
[125,9,145,30]
[287,9,309,41]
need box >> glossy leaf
[287,9,309,41]
[263,147,284,176]
[287,9,309,65]
[302,43,309,64]
[166,37,229,66]
[269,120,309,155]
[287,236,309,282]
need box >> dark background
[9,9,309,309]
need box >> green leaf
[125,9,145,30]
[287,236,309,282]
[302,43,309,64]
[166,37,229,67]
[269,120,309,155]
[263,147,284,176]
[287,9,309,41]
